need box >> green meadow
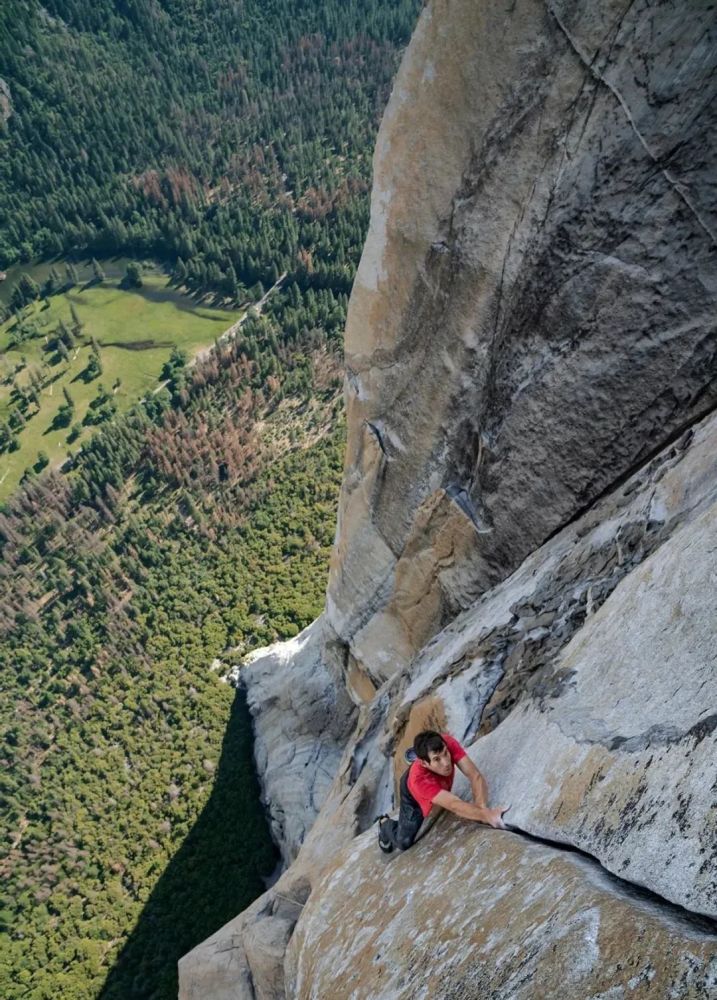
[0,272,241,501]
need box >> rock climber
[377,729,509,853]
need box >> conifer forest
[0,2,422,997]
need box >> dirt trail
[151,271,287,395]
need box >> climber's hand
[485,805,510,830]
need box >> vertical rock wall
[328,0,717,683]
[180,1,717,996]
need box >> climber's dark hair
[414,730,446,762]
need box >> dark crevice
[605,712,717,753]
[243,962,258,1000]
[540,394,717,552]
[545,0,717,246]
[365,420,388,457]
[502,821,717,935]
[445,482,493,534]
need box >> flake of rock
[240,615,357,864]
[474,499,717,917]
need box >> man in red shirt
[377,730,508,853]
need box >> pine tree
[84,352,102,381]
[9,409,26,431]
[69,303,83,335]
[224,264,239,299]
[174,258,187,285]
[44,267,61,297]
[57,319,72,347]
[123,262,142,288]
[19,273,41,303]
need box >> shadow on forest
[98,688,278,1000]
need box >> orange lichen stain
[346,656,377,704]
[596,755,652,825]
[387,489,481,666]
[670,600,684,621]
[545,747,656,849]
[391,492,460,647]
[547,745,609,827]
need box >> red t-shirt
[406,733,467,817]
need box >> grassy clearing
[0,273,241,501]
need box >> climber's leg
[378,771,425,852]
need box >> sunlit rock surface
[240,616,356,864]
[179,0,717,995]
[475,501,717,918]
[288,819,717,1000]
[397,411,717,918]
[329,0,717,682]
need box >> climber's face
[425,744,452,777]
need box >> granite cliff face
[180,1,717,996]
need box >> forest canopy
[0,1,422,997]
[0,0,421,300]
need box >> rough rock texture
[394,409,717,918]
[240,616,357,864]
[395,411,717,730]
[329,0,717,682]
[287,819,717,1000]
[394,406,717,917]
[476,502,717,918]
[180,419,717,999]
[180,1,717,996]
[178,872,311,1000]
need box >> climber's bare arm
[456,755,489,808]
[432,790,509,829]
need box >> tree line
[0,0,421,300]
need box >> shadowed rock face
[179,2,717,996]
[329,0,717,681]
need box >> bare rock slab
[287,818,717,1000]
[474,498,717,917]
[241,616,356,864]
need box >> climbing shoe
[376,814,393,854]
